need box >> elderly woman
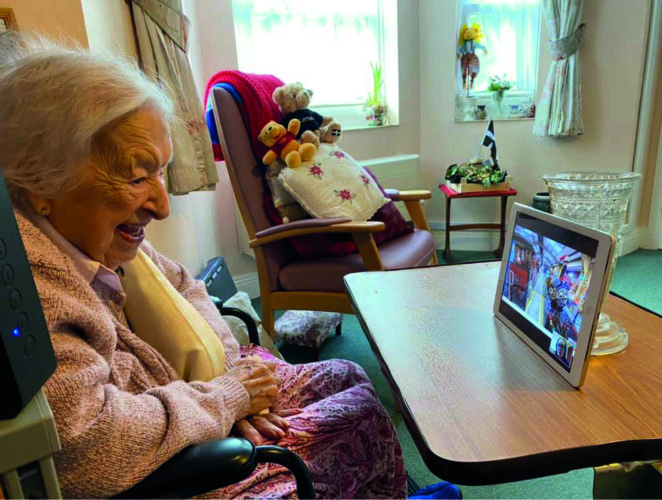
[0,38,411,499]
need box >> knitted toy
[273,82,341,148]
[258,119,316,168]
[457,22,488,91]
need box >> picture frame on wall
[0,7,17,33]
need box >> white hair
[0,34,174,202]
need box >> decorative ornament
[457,22,488,93]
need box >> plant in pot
[487,74,512,118]
[364,62,388,126]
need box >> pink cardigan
[17,210,251,498]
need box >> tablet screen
[498,212,599,372]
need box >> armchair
[210,86,438,336]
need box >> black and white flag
[481,120,498,167]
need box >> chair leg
[335,323,342,336]
[262,307,275,340]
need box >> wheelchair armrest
[209,295,261,346]
[113,438,316,499]
[221,306,261,345]
[113,437,256,499]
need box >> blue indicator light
[12,327,20,337]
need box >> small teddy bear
[272,82,342,149]
[258,118,316,168]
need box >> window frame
[230,0,399,130]
[454,0,542,122]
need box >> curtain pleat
[131,0,218,195]
[533,0,585,137]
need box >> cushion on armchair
[363,167,415,245]
[278,144,389,221]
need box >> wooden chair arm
[249,221,386,248]
[386,189,432,202]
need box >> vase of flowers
[364,62,388,126]
[487,75,512,118]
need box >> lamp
[544,172,641,355]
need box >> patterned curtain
[533,0,586,137]
[130,0,218,194]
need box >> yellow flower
[458,22,484,46]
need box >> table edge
[345,274,662,485]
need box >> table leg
[494,195,507,258]
[444,196,452,263]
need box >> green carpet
[253,249,662,498]
[611,249,662,315]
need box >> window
[455,0,541,121]
[231,0,398,128]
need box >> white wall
[81,0,136,58]
[4,0,88,45]
[419,0,651,233]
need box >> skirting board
[430,220,645,256]
[234,272,261,300]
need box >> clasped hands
[225,356,301,445]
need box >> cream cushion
[278,144,389,221]
[121,249,226,382]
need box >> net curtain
[533,0,586,137]
[130,0,218,194]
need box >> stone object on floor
[275,310,342,361]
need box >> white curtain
[130,0,218,195]
[533,0,585,137]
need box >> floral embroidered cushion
[277,144,390,221]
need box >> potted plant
[487,74,512,117]
[445,159,509,192]
[364,62,388,126]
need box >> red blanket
[204,71,284,161]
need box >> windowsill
[344,123,400,132]
[312,104,399,132]
[455,91,536,123]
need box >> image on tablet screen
[501,224,595,368]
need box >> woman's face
[42,104,172,270]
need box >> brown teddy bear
[258,118,316,168]
[272,82,342,149]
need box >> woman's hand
[224,358,279,415]
[234,409,303,444]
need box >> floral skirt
[210,345,407,499]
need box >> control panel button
[0,239,6,260]
[2,264,14,285]
[24,335,36,356]
[17,312,29,330]
[9,289,21,310]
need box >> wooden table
[438,184,518,263]
[344,262,662,486]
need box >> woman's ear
[24,190,53,216]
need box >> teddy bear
[257,118,316,168]
[272,82,342,149]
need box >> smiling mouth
[116,224,146,243]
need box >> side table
[438,184,518,263]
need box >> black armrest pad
[221,306,261,345]
[113,438,256,499]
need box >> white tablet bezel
[493,203,615,389]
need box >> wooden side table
[438,184,518,263]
